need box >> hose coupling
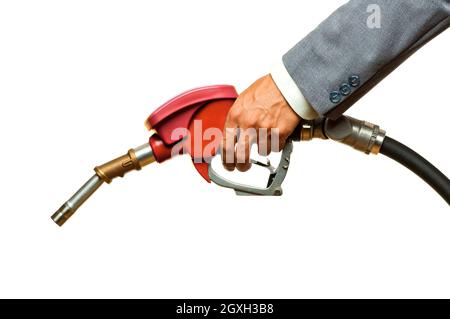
[324,116,386,154]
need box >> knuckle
[246,116,258,128]
[229,107,241,121]
[261,119,275,129]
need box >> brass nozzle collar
[94,149,141,183]
[94,143,155,184]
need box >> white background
[0,0,449,298]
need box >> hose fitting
[296,116,385,155]
[324,116,385,154]
[297,118,328,141]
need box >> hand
[221,74,301,172]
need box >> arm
[222,0,450,171]
[280,0,450,118]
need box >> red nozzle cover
[146,85,238,181]
[146,85,238,145]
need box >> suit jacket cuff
[270,60,319,120]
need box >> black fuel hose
[379,136,450,205]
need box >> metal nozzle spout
[51,174,104,226]
[51,142,155,226]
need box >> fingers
[235,128,257,172]
[257,127,285,153]
[222,109,238,171]
[221,125,237,171]
[270,128,284,152]
[257,129,272,156]
[223,125,277,172]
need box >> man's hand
[221,74,301,172]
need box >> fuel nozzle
[51,143,155,226]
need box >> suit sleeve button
[349,75,360,87]
[329,91,342,103]
[339,83,351,96]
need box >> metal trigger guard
[208,140,294,195]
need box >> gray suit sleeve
[283,0,450,118]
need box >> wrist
[270,60,318,120]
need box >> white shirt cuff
[270,60,318,120]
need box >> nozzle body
[51,142,155,226]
